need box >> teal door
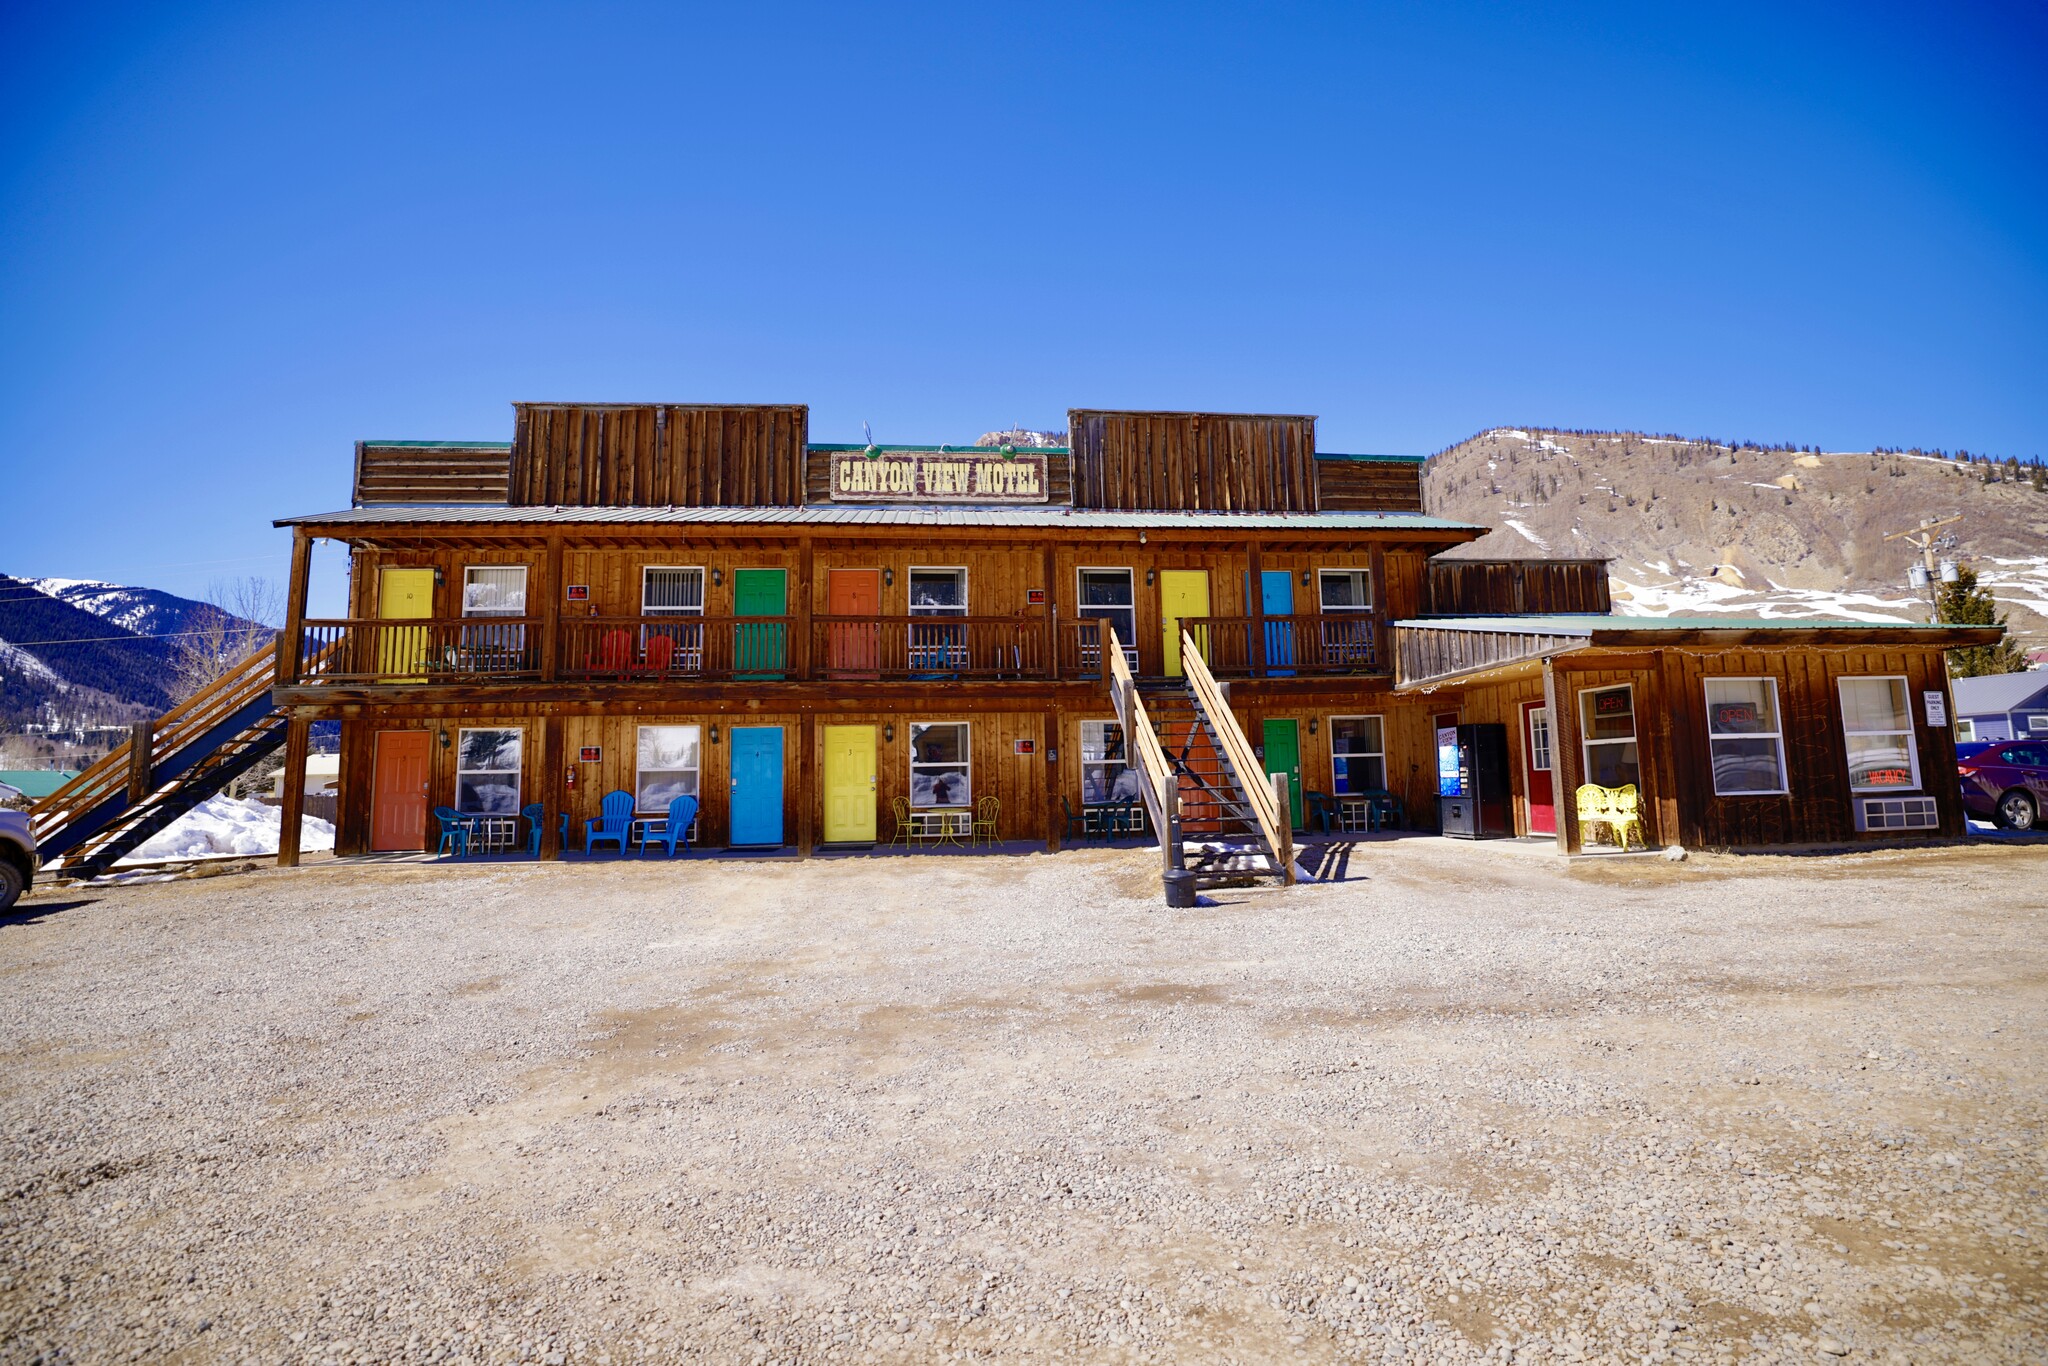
[1262,719,1303,830]
[1260,570,1295,675]
[732,569,787,679]
[729,726,785,845]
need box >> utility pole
[1882,515,1963,623]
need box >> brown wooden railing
[558,617,791,681]
[1181,612,1381,677]
[297,618,542,683]
[811,616,1046,680]
[1180,628,1293,884]
[1058,619,1140,678]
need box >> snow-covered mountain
[30,577,217,640]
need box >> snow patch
[121,795,334,863]
[0,639,67,689]
[1501,518,1550,552]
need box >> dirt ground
[1,838,2044,1365]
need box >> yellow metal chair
[1575,783,1644,851]
[888,796,920,849]
[972,794,1000,847]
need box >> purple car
[1958,740,2048,831]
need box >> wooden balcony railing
[281,612,1382,685]
[1182,613,1382,676]
[297,618,543,683]
[811,616,1046,680]
[558,617,792,681]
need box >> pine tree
[1936,564,2028,676]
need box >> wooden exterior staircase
[1102,624,1301,897]
[30,644,289,880]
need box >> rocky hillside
[1424,429,2048,652]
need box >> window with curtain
[1705,678,1788,795]
[1318,569,1373,610]
[635,725,701,813]
[456,729,522,814]
[1077,569,1137,667]
[462,566,527,616]
[909,722,971,808]
[642,567,705,614]
[1839,677,1918,791]
[1081,720,1140,805]
[1330,716,1386,793]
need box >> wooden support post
[1042,545,1059,681]
[798,711,816,858]
[540,714,565,860]
[541,535,564,683]
[277,715,311,868]
[796,537,814,682]
[1271,771,1296,886]
[1542,660,1576,856]
[280,529,313,684]
[1043,707,1061,852]
[1368,542,1388,663]
[126,721,154,803]
[1246,540,1266,677]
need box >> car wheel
[1997,789,2039,831]
[0,859,21,913]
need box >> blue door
[728,726,785,846]
[1260,570,1295,675]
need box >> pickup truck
[0,808,37,910]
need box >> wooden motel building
[265,402,2001,874]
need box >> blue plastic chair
[524,804,574,855]
[639,794,699,857]
[584,789,635,854]
[433,806,473,858]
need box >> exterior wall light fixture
[711,568,723,588]
[883,722,895,744]
[883,568,894,588]
[437,726,451,748]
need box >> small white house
[1951,672,2048,744]
[274,753,340,799]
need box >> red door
[1522,699,1556,835]
[371,730,432,851]
[827,569,881,676]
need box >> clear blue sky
[3,1,2043,615]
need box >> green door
[732,569,787,679]
[1262,718,1303,830]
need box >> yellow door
[379,567,436,679]
[821,724,878,843]
[1159,570,1210,678]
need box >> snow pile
[121,795,334,863]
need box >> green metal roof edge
[360,440,512,449]
[1316,451,1425,463]
[808,443,1072,455]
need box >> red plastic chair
[593,628,632,677]
[642,632,676,675]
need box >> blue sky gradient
[2,2,2043,614]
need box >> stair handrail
[30,640,281,841]
[1102,624,1174,837]
[1180,627,1292,879]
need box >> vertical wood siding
[1067,411,1320,512]
[509,404,808,508]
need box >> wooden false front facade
[276,402,2004,862]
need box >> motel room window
[909,722,971,808]
[1578,684,1640,789]
[643,567,706,615]
[635,725,701,814]
[1081,720,1141,806]
[1528,708,1553,773]
[909,568,968,670]
[462,566,527,616]
[1318,569,1373,611]
[1704,678,1789,795]
[1077,569,1138,665]
[1839,677,1919,792]
[1330,716,1387,794]
[455,728,522,815]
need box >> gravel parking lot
[2,839,2044,1365]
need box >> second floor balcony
[289,612,1384,688]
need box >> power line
[0,627,279,648]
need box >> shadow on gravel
[1,898,98,926]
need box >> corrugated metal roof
[1315,451,1426,464]
[277,505,1485,532]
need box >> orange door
[827,569,881,676]
[371,730,432,851]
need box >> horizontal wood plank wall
[1314,459,1425,513]
[1067,411,1319,512]
[509,404,808,508]
[1424,560,1612,616]
[803,452,1074,506]
[353,444,511,506]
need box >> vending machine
[1436,723,1511,838]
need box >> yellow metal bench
[1575,783,1644,851]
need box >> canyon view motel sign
[828,449,1049,504]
